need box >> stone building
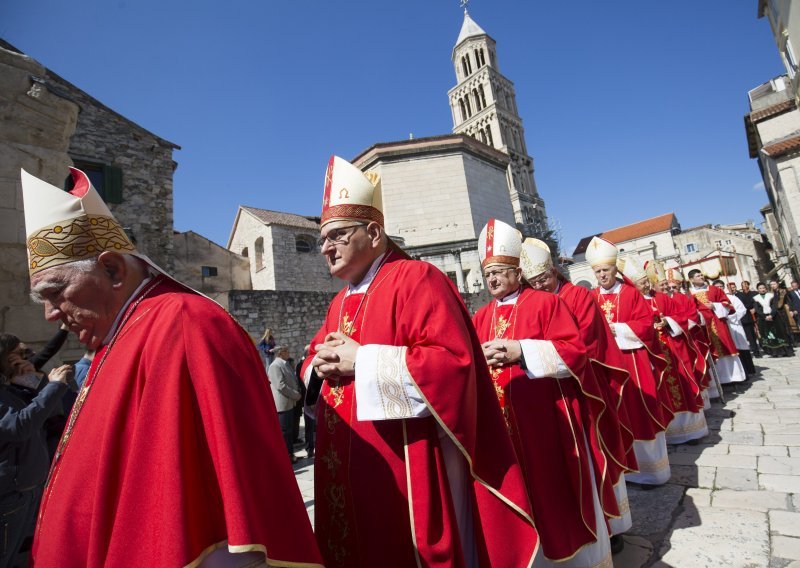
[567,213,770,287]
[352,134,516,292]
[744,74,800,280]
[227,206,339,293]
[758,0,800,107]
[172,230,250,302]
[0,40,178,360]
[448,10,548,240]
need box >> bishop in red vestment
[471,222,612,567]
[304,158,538,568]
[22,168,323,567]
[585,239,672,487]
[687,269,746,385]
[523,239,637,545]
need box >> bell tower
[448,8,549,239]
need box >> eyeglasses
[317,224,366,248]
[528,273,551,287]
[483,267,516,279]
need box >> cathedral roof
[454,10,487,47]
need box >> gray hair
[29,257,99,304]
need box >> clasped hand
[481,339,522,369]
[312,332,360,379]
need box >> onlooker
[0,334,69,568]
[787,280,800,339]
[754,282,795,357]
[714,280,756,376]
[257,327,277,367]
[736,281,762,358]
[771,279,796,345]
[73,350,95,390]
[298,345,315,459]
[268,346,302,463]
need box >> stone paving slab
[712,489,791,511]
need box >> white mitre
[21,168,163,277]
[621,257,647,282]
[663,259,684,282]
[584,236,618,268]
[645,260,667,285]
[478,219,521,268]
[321,155,383,228]
[519,238,553,280]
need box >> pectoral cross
[495,314,510,338]
[601,299,615,324]
[340,313,356,337]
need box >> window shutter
[103,165,124,203]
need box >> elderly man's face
[634,277,651,296]
[593,264,617,290]
[667,281,682,294]
[657,280,669,294]
[319,221,375,283]
[30,263,119,350]
[528,268,558,293]
[484,265,522,299]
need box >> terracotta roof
[241,206,320,230]
[573,213,676,256]
[762,134,800,158]
[749,99,796,123]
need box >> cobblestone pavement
[293,355,800,567]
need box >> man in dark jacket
[735,281,762,358]
[0,334,69,568]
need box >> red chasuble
[472,287,606,562]
[33,277,323,567]
[302,253,537,568]
[592,282,673,441]
[557,280,638,482]
[690,285,739,360]
[646,292,704,414]
[669,292,709,388]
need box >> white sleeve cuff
[519,339,571,379]
[698,313,706,325]
[303,363,313,388]
[612,323,644,350]
[355,345,431,422]
[664,316,683,337]
[712,302,728,319]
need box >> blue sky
[2,1,786,255]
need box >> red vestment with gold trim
[646,292,704,414]
[472,287,608,562]
[33,277,323,567]
[690,285,739,360]
[592,282,674,441]
[670,292,710,387]
[557,280,638,482]
[303,254,537,568]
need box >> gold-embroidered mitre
[584,236,618,268]
[321,156,384,228]
[519,238,553,280]
[479,218,522,268]
[21,168,136,276]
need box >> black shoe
[610,534,625,554]
[307,450,314,459]
[686,438,700,446]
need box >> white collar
[599,280,622,294]
[689,284,707,292]
[346,252,388,296]
[496,287,521,306]
[101,274,155,345]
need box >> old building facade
[567,213,770,288]
[0,40,178,360]
[172,230,250,302]
[227,206,339,293]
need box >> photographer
[0,334,69,567]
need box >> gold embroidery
[600,299,616,324]
[324,483,349,567]
[340,313,356,337]
[321,447,342,478]
[375,346,414,419]
[494,314,511,338]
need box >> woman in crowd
[754,282,795,357]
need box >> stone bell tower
[448,8,549,239]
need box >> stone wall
[224,288,492,360]
[0,45,85,362]
[45,69,178,272]
[271,225,340,293]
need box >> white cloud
[753,181,765,191]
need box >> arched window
[479,129,487,143]
[255,237,264,271]
[472,89,481,111]
[464,96,472,117]
[478,84,487,108]
[479,48,486,66]
[485,126,494,146]
[461,55,472,77]
[240,247,248,258]
[459,99,467,122]
[295,235,314,253]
